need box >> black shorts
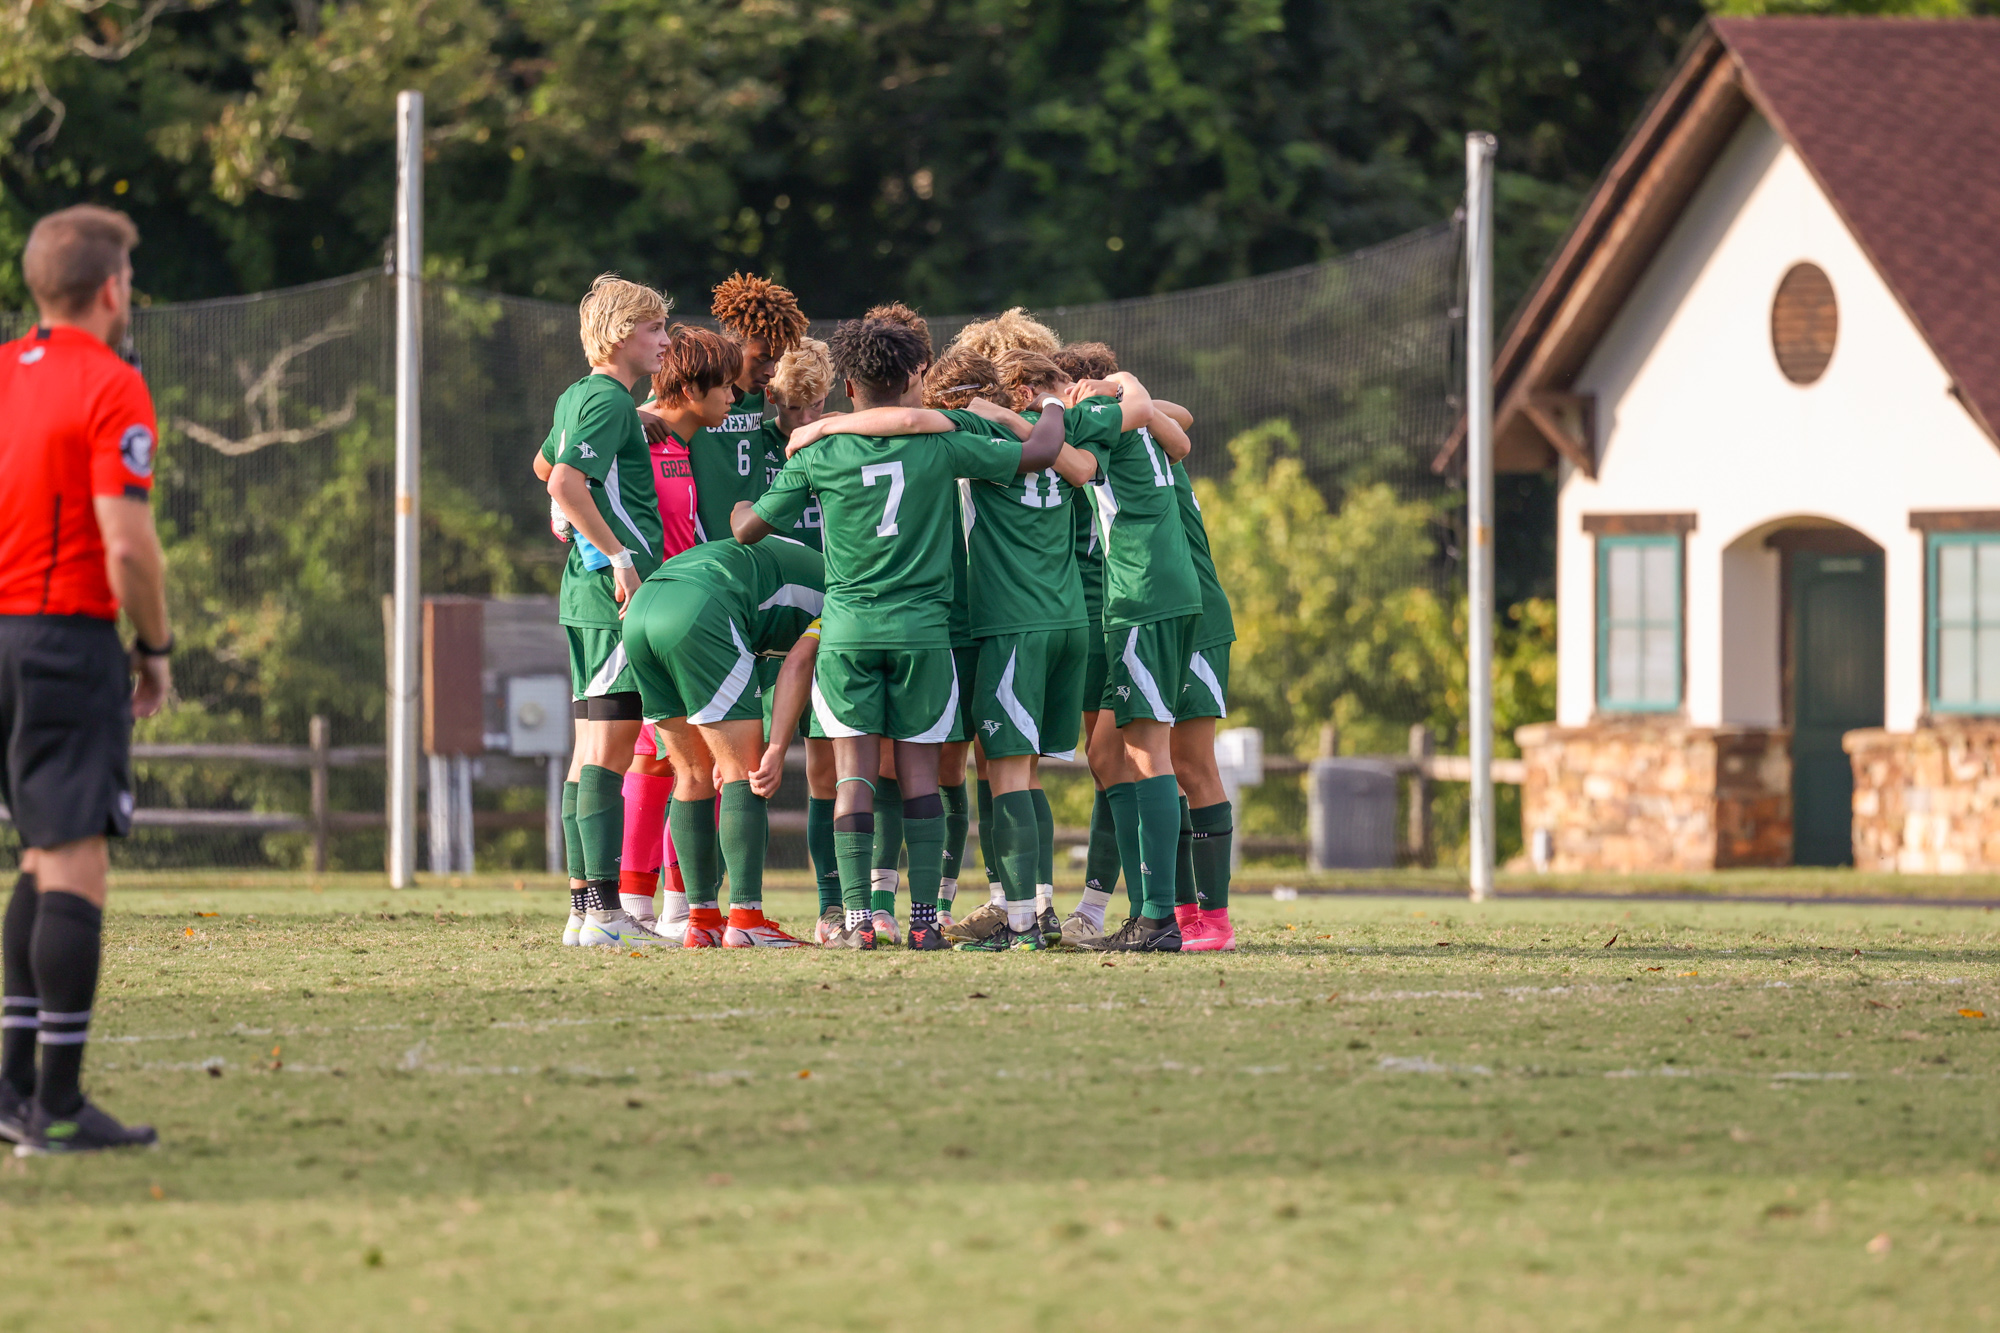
[0,615,134,848]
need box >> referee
[0,206,172,1155]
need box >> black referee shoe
[0,1082,30,1144]
[14,1098,158,1156]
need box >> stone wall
[1847,724,2000,872]
[1516,721,1791,872]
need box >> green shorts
[813,646,963,743]
[567,623,638,700]
[1080,618,1108,716]
[971,627,1088,760]
[1178,643,1231,721]
[760,654,825,740]
[953,644,980,744]
[1101,616,1199,727]
[621,581,761,725]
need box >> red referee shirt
[0,325,157,621]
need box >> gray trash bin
[1307,759,1398,870]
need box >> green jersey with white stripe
[1172,461,1235,648]
[690,389,767,543]
[754,428,1021,651]
[758,420,823,550]
[952,409,1085,638]
[649,534,826,655]
[543,373,663,629]
[1057,396,1201,632]
[1072,485,1104,622]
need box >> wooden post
[309,714,330,874]
[1407,723,1434,867]
[1318,722,1339,759]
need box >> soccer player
[689,273,808,544]
[1,205,171,1153]
[532,274,673,950]
[622,538,824,948]
[735,318,1065,950]
[945,307,1061,363]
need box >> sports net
[0,221,1473,874]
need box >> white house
[1442,17,2000,872]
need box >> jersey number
[736,438,752,477]
[1137,427,1171,488]
[1019,469,1063,508]
[862,462,906,536]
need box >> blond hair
[771,337,836,407]
[578,273,671,365]
[948,307,1060,362]
[994,348,1068,412]
[923,346,1004,410]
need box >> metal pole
[388,90,424,887]
[1465,131,1497,903]
[428,754,450,874]
[454,756,475,874]
[545,754,565,876]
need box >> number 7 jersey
[753,428,1021,650]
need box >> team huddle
[536,272,1237,954]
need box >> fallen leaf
[1602,933,1618,949]
[1435,941,1452,948]
[967,992,988,1000]
[1866,999,1891,1009]
[1644,967,1663,972]
[630,951,642,958]
[183,927,194,938]
[1680,971,1698,977]
[1100,960,1116,968]
[1867,1232,1892,1256]
[796,1070,811,1079]
[1960,1009,1986,1019]
[1217,977,1226,989]
[149,1184,164,1200]
[197,912,217,918]
[206,1066,222,1079]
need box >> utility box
[1308,759,1398,870]
[506,674,572,758]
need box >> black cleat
[906,922,951,951]
[1090,915,1182,953]
[822,922,878,951]
[1037,906,1063,945]
[0,1082,29,1145]
[14,1098,159,1156]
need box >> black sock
[911,902,937,929]
[31,891,102,1117]
[569,885,588,914]
[585,879,619,912]
[2,873,37,1099]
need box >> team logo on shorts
[119,424,156,477]
[1115,686,1131,700]
[981,719,1002,736]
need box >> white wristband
[1039,395,1065,412]
[607,549,635,570]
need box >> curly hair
[1053,341,1118,382]
[864,301,932,359]
[828,318,931,400]
[922,346,1005,411]
[770,337,836,408]
[994,348,1068,413]
[653,324,743,406]
[948,307,1061,362]
[710,272,808,355]
[578,273,672,366]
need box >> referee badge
[120,423,156,477]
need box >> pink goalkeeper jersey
[652,429,698,560]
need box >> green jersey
[1064,396,1201,631]
[689,389,767,543]
[541,373,663,629]
[1072,485,1104,623]
[757,420,823,551]
[650,534,826,655]
[754,429,1022,651]
[1172,461,1235,648]
[953,409,1085,638]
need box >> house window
[1596,534,1681,712]
[1928,533,2000,712]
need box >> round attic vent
[1771,262,1837,385]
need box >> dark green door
[1790,550,1884,866]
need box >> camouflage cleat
[941,900,1006,944]
[1058,911,1105,949]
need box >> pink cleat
[1182,907,1235,952]
[1174,902,1202,937]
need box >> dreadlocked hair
[864,302,932,359]
[771,337,836,408]
[710,272,809,355]
[653,324,743,407]
[923,346,1005,410]
[828,318,931,400]
[1053,341,1118,381]
[948,307,1061,362]
[994,348,1067,413]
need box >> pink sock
[1174,902,1201,931]
[621,770,672,881]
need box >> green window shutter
[1596,534,1681,713]
[1928,532,2000,713]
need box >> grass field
[6,878,2000,1331]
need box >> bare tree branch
[172,308,361,456]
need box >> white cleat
[871,910,900,946]
[562,912,584,947]
[653,914,690,944]
[579,910,680,948]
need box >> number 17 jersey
[754,430,1021,651]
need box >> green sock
[807,796,841,912]
[976,779,997,891]
[871,777,904,915]
[993,791,1039,906]
[904,814,944,911]
[669,796,721,907]
[1174,795,1198,907]
[1190,801,1233,911]
[1085,788,1120,899]
[718,781,766,908]
[561,780,585,882]
[939,783,969,905]
[1029,787,1054,889]
[575,765,625,885]
[1106,782,1142,920]
[1134,774,1181,919]
[835,829,873,915]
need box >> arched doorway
[1767,525,1885,865]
